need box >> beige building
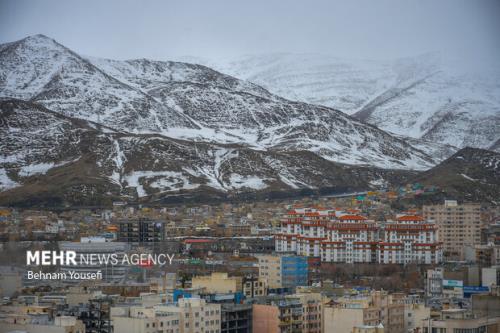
[258,255,282,289]
[323,302,365,333]
[159,298,220,333]
[112,298,220,333]
[243,276,268,298]
[112,306,180,333]
[422,309,500,333]
[191,272,242,294]
[423,200,482,260]
[404,303,430,333]
[322,291,404,333]
[252,293,322,333]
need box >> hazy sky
[1,0,499,64]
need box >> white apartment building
[276,208,442,264]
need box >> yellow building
[191,272,243,294]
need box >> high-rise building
[423,200,483,260]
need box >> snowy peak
[0,34,199,131]
[0,35,438,171]
[209,53,500,152]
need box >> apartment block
[422,308,500,333]
[112,306,181,333]
[322,291,405,333]
[252,293,322,333]
[276,208,442,264]
[423,200,482,260]
[242,275,268,298]
[258,254,308,289]
[157,298,221,333]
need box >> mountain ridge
[0,34,436,170]
[206,52,500,152]
[0,98,418,206]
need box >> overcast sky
[1,0,499,65]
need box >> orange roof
[396,215,425,221]
[305,212,320,216]
[338,215,367,221]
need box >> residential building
[423,200,482,260]
[425,268,444,298]
[252,293,321,333]
[482,266,500,289]
[380,215,442,264]
[155,298,221,333]
[404,303,430,333]
[117,218,165,244]
[112,306,181,333]
[322,291,404,333]
[422,309,500,333]
[276,208,442,264]
[242,275,268,298]
[258,254,308,289]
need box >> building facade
[117,218,165,244]
[423,200,482,260]
[276,208,442,264]
[221,304,252,333]
[258,254,308,289]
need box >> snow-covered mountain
[0,99,416,206]
[0,35,435,172]
[208,53,500,152]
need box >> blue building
[281,255,308,288]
